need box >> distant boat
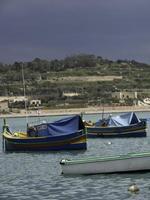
[86,112,147,138]
[60,152,150,175]
[2,115,87,152]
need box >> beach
[0,105,150,118]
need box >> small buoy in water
[128,184,140,193]
[107,141,112,145]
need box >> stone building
[112,91,137,99]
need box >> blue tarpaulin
[28,115,84,137]
[95,112,140,127]
[107,112,140,127]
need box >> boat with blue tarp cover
[86,112,147,138]
[2,115,87,151]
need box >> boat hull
[3,131,87,151]
[60,152,150,175]
[87,121,146,138]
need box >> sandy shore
[0,105,150,118]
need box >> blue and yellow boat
[86,112,147,138]
[2,115,87,151]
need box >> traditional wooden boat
[60,152,150,175]
[86,112,147,138]
[2,115,87,152]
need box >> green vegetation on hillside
[0,54,150,108]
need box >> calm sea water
[0,111,150,200]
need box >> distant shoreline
[0,105,150,119]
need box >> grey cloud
[0,0,150,63]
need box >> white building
[30,100,41,107]
[112,92,137,99]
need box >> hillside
[0,54,150,109]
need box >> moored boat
[60,152,150,175]
[86,112,147,138]
[2,115,87,152]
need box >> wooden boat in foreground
[86,112,147,138]
[60,152,150,175]
[2,115,87,152]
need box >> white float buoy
[107,141,112,145]
[128,184,140,193]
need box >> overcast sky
[1,0,150,64]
